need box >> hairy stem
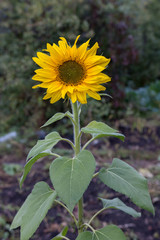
[72,102,81,155]
[92,172,99,178]
[78,197,83,232]
[88,208,105,226]
[62,237,71,240]
[55,200,78,227]
[71,101,83,233]
[83,223,96,233]
[82,137,95,150]
[50,153,61,158]
[62,138,75,150]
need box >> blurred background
[0,0,160,239]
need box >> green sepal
[81,121,125,141]
[99,93,112,98]
[99,197,141,218]
[51,226,68,240]
[11,182,57,240]
[41,111,73,128]
[49,150,96,212]
[27,131,62,160]
[76,225,126,240]
[99,158,155,215]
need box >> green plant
[125,80,160,115]
[3,163,23,176]
[11,36,154,240]
[11,99,155,240]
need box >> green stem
[62,138,75,150]
[88,208,105,226]
[82,137,95,150]
[62,237,71,240]
[71,101,83,233]
[72,102,81,155]
[83,223,96,233]
[55,200,78,227]
[50,153,61,158]
[66,113,76,125]
[78,197,83,232]
[83,223,99,239]
[92,172,99,178]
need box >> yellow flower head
[32,35,111,104]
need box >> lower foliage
[11,101,154,240]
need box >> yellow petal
[84,74,111,84]
[87,66,105,76]
[76,91,87,104]
[50,91,62,104]
[74,84,87,91]
[32,84,40,89]
[58,40,67,54]
[45,43,54,52]
[43,43,52,52]
[32,82,50,89]
[37,52,55,66]
[87,90,101,100]
[59,37,68,45]
[61,86,68,98]
[44,44,63,63]
[32,74,56,82]
[85,42,99,58]
[47,81,62,93]
[59,38,72,52]
[70,35,80,60]
[74,35,80,45]
[52,44,64,58]
[32,57,51,69]
[70,91,77,103]
[67,85,74,94]
[85,56,111,68]
[80,83,106,91]
[88,84,106,91]
[43,92,53,100]
[77,39,90,60]
[32,74,44,82]
[35,69,56,78]
[58,44,70,60]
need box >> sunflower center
[58,60,85,85]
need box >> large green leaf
[27,132,62,160]
[51,226,68,240]
[76,225,126,240]
[100,197,141,218]
[50,150,96,211]
[99,158,154,214]
[81,121,125,141]
[41,111,72,128]
[20,132,62,187]
[76,232,92,240]
[20,150,52,188]
[11,182,57,240]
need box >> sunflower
[32,35,111,104]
